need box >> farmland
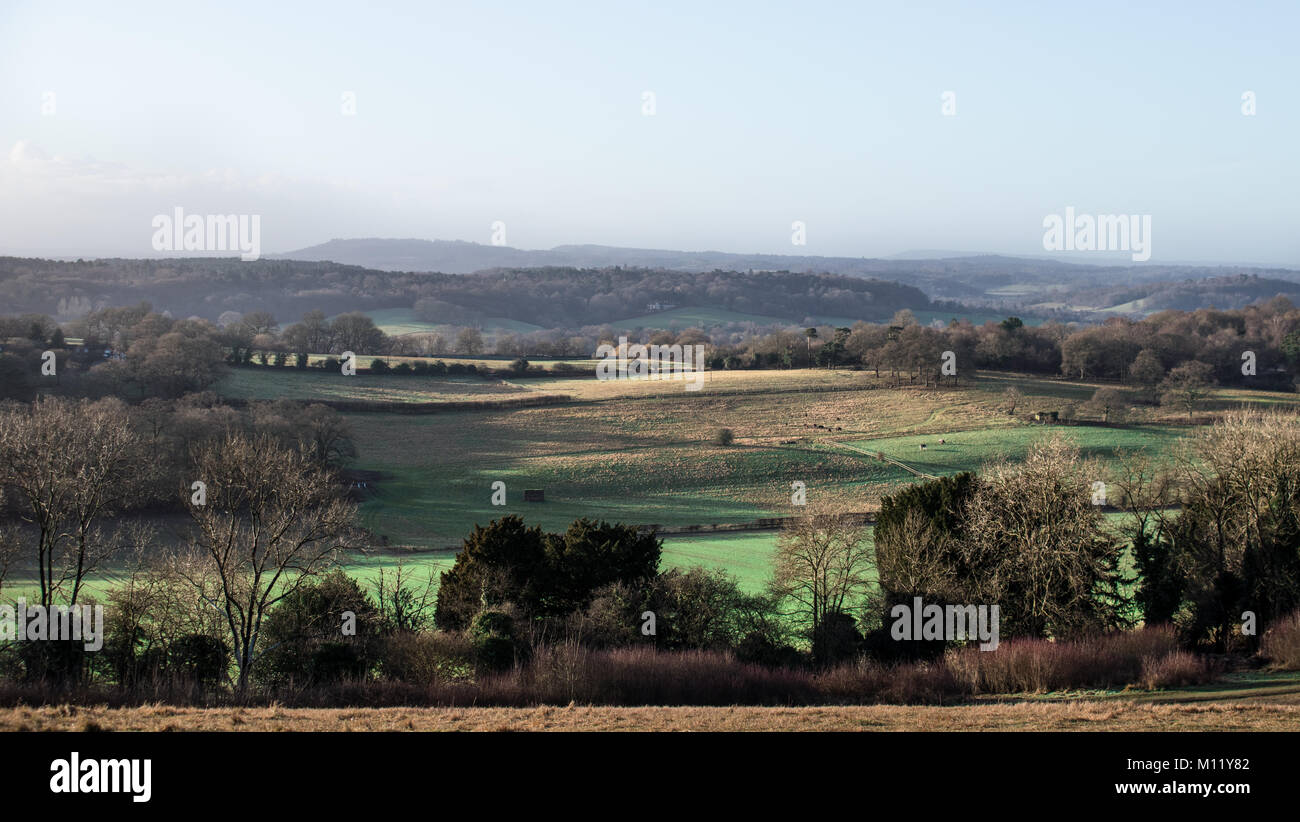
[216,368,539,404]
[41,365,1300,602]
[339,308,545,337]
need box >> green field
[339,308,545,337]
[609,307,799,330]
[658,532,783,592]
[26,366,1286,606]
[848,424,1189,479]
[344,531,784,594]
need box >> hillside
[0,257,931,328]
[281,239,1300,316]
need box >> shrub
[471,610,520,673]
[435,516,662,630]
[380,631,474,683]
[1260,610,1300,669]
[1139,651,1213,689]
[713,427,734,446]
[256,570,383,686]
[519,645,816,706]
[944,626,1185,694]
[369,358,389,374]
[167,635,229,690]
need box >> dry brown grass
[4,700,1298,731]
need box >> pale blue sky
[1,0,1296,264]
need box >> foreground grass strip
[4,701,1299,731]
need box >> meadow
[216,367,539,404]
[340,308,545,337]
[26,366,1298,605]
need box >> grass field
[344,373,1012,546]
[8,688,1300,730]
[216,368,537,404]
[338,308,545,337]
[25,366,1298,606]
[847,424,1189,479]
[609,307,801,330]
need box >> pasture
[24,365,1293,605]
[340,308,545,337]
[216,368,537,404]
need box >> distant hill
[279,238,1300,308]
[0,257,931,329]
[1049,274,1300,315]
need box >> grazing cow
[939,439,946,444]
[919,443,927,450]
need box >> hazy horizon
[2,1,1297,265]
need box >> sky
[0,0,1296,265]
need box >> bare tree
[1084,387,1129,424]
[1000,385,1023,415]
[0,396,144,606]
[874,507,960,601]
[771,507,874,661]
[1159,360,1215,421]
[178,432,360,691]
[373,561,439,634]
[962,434,1126,638]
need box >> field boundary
[639,511,876,535]
[221,393,574,413]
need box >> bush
[1139,651,1213,689]
[435,516,662,630]
[471,610,524,673]
[380,631,474,683]
[369,358,389,374]
[575,567,758,652]
[713,427,734,446]
[167,635,229,690]
[944,626,1188,693]
[519,645,816,706]
[1260,610,1300,669]
[256,570,383,686]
